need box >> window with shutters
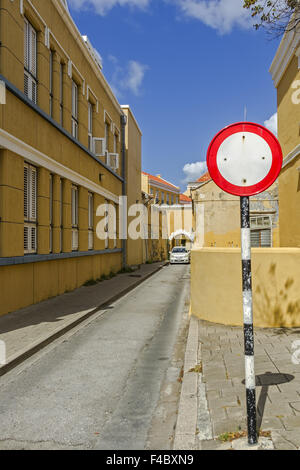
[71,81,78,139]
[60,63,64,127]
[24,163,37,254]
[105,122,110,152]
[88,102,93,152]
[250,215,272,248]
[60,179,63,252]
[49,50,54,117]
[24,19,37,104]
[49,174,53,253]
[71,185,79,251]
[113,203,118,249]
[113,133,118,154]
[88,192,94,250]
[105,199,109,249]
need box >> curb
[173,314,200,450]
[0,261,168,377]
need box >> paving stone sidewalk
[174,317,300,450]
[199,320,300,450]
[0,262,167,375]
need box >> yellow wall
[191,247,300,328]
[0,253,122,317]
[0,0,142,316]
[276,53,300,247]
[277,55,300,157]
[279,157,300,247]
[191,180,279,248]
[122,106,144,266]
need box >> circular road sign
[206,122,283,196]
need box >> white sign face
[216,132,272,187]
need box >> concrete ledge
[173,316,199,450]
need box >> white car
[169,247,190,264]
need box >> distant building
[141,172,180,205]
[191,178,279,248]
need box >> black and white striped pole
[240,196,257,445]
[207,122,283,447]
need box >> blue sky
[67,0,280,190]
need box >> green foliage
[243,0,300,33]
[83,279,98,287]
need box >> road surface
[0,264,190,450]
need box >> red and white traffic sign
[206,122,283,196]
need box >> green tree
[243,0,300,34]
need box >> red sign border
[206,122,283,196]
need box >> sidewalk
[174,316,300,450]
[0,261,167,376]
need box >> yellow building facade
[270,31,300,247]
[0,0,141,316]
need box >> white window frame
[24,18,37,104]
[113,203,117,249]
[60,63,64,127]
[71,81,78,139]
[60,179,63,252]
[88,192,94,250]
[49,174,53,253]
[24,163,37,254]
[49,50,54,117]
[113,133,118,154]
[88,102,93,152]
[71,185,79,251]
[105,199,109,249]
[250,215,272,248]
[105,122,110,152]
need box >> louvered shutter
[30,27,37,76]
[31,226,37,251]
[261,229,271,247]
[250,231,260,248]
[24,226,29,251]
[24,165,29,219]
[30,167,37,221]
[24,164,38,254]
[24,20,29,69]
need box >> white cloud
[121,60,148,95]
[182,161,208,183]
[176,0,253,34]
[68,0,150,15]
[111,59,148,97]
[264,112,278,136]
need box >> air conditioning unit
[93,137,105,157]
[108,153,119,171]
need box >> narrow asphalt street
[0,265,190,450]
